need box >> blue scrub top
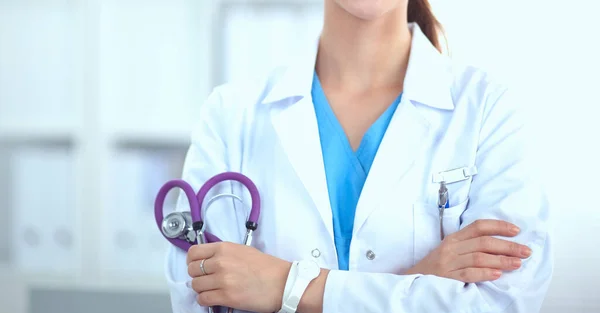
[311,73,402,270]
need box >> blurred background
[0,0,598,312]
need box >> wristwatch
[279,260,320,313]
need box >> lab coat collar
[261,35,319,104]
[262,23,454,111]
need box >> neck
[316,1,412,92]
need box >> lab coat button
[366,250,376,260]
[311,249,321,258]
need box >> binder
[101,148,184,275]
[0,4,78,124]
[10,145,79,273]
[98,0,201,128]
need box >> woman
[165,0,552,312]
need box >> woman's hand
[186,242,292,313]
[404,219,532,283]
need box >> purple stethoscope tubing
[154,172,261,252]
[154,179,198,251]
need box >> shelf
[109,126,191,148]
[23,273,170,294]
[0,119,76,143]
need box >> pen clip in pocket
[433,166,477,239]
[432,165,478,184]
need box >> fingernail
[522,247,532,258]
[493,270,502,277]
[512,259,522,268]
[511,226,520,235]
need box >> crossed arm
[184,219,536,313]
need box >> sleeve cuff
[322,270,350,313]
[323,270,422,312]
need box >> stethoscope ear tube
[154,179,198,252]
[195,172,261,230]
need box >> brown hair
[407,0,445,52]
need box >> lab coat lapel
[353,23,454,235]
[265,35,335,242]
[353,98,431,235]
[270,98,334,242]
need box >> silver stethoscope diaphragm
[161,211,192,239]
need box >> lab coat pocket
[166,280,205,313]
[413,198,469,264]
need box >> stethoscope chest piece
[155,172,261,253]
[161,211,195,243]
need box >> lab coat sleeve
[164,87,246,313]
[322,87,553,313]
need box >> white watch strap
[281,261,298,305]
[281,276,310,313]
[279,260,319,313]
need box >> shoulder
[446,58,510,109]
[443,57,525,127]
[192,65,291,147]
[441,58,534,160]
[203,66,289,115]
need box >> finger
[186,243,221,265]
[188,257,226,277]
[447,267,503,283]
[197,290,228,308]
[190,275,221,294]
[451,219,520,241]
[188,259,210,277]
[452,252,522,271]
[455,236,532,258]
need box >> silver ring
[200,259,207,276]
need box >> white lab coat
[165,24,552,313]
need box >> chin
[335,0,400,20]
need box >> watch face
[298,260,320,278]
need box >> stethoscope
[154,172,261,313]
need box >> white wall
[433,1,600,311]
[0,0,598,312]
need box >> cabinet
[0,0,323,312]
